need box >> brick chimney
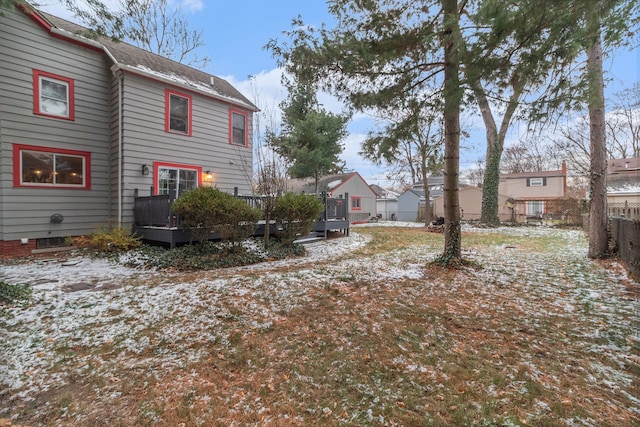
[562,160,567,196]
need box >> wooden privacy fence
[609,217,640,281]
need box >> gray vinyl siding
[397,191,423,222]
[117,73,253,225]
[0,8,112,242]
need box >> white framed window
[526,200,544,216]
[33,69,74,120]
[229,108,248,146]
[154,162,201,197]
[14,144,89,189]
[165,89,192,135]
[528,177,544,187]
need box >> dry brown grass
[2,226,638,426]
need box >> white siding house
[288,172,377,224]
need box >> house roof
[400,189,426,200]
[607,158,640,194]
[607,157,640,174]
[24,5,257,111]
[369,184,386,197]
[370,184,400,199]
[287,172,375,196]
[500,169,564,179]
[607,158,640,193]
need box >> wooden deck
[132,192,349,248]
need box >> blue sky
[41,0,639,187]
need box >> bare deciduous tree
[250,78,289,246]
[123,0,209,68]
[64,0,210,68]
[466,158,486,187]
[501,139,559,173]
[607,83,640,158]
[548,83,640,177]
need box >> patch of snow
[327,179,343,189]
[1,225,638,424]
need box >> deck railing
[133,191,349,228]
[134,194,178,228]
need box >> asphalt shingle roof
[40,11,256,110]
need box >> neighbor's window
[33,69,74,120]
[14,144,90,189]
[528,177,544,187]
[229,109,248,146]
[165,89,192,135]
[154,162,201,197]
[351,196,362,210]
[526,200,544,216]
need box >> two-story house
[0,3,257,257]
[498,161,568,221]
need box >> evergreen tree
[268,0,467,264]
[270,81,349,195]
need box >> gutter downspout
[117,72,123,225]
[105,46,124,226]
[110,65,124,225]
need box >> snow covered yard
[1,225,638,426]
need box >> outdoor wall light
[50,213,64,224]
[205,170,213,180]
[141,164,150,176]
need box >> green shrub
[172,187,261,248]
[119,239,304,271]
[90,225,141,253]
[273,192,324,245]
[0,281,32,305]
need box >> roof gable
[288,172,376,196]
[608,157,640,174]
[21,5,256,111]
[500,169,564,179]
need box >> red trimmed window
[154,161,202,197]
[14,144,90,189]
[229,108,248,146]
[33,69,75,120]
[165,89,192,135]
[351,196,362,210]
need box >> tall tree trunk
[475,85,523,226]
[440,0,462,263]
[586,2,609,259]
[478,92,501,225]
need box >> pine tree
[269,81,349,195]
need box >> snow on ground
[1,223,638,425]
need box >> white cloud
[179,0,204,13]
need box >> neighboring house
[607,157,640,220]
[287,172,377,223]
[412,175,444,198]
[370,184,398,221]
[0,3,257,257]
[432,186,512,221]
[498,162,568,221]
[402,177,473,222]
